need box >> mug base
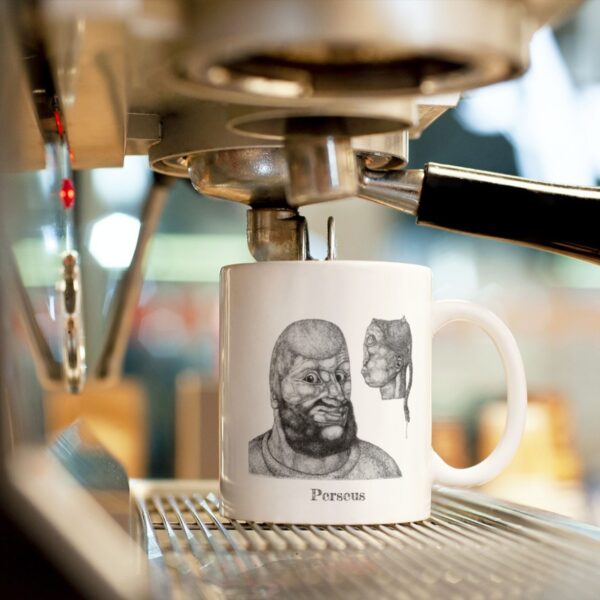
[219,503,431,526]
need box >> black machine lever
[359,162,600,264]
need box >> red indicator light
[60,178,75,209]
[54,109,65,138]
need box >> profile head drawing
[248,318,402,479]
[361,318,413,421]
[269,319,356,458]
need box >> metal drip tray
[131,481,600,599]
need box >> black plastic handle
[417,163,600,264]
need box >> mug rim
[221,260,432,275]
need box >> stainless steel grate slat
[132,484,600,599]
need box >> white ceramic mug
[219,261,527,524]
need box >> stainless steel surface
[326,217,336,261]
[188,139,408,207]
[1,4,45,172]
[9,0,466,193]
[170,0,534,102]
[126,112,162,156]
[3,450,150,600]
[153,103,411,182]
[354,130,409,171]
[225,100,416,139]
[358,167,424,216]
[247,208,310,262]
[132,481,600,599]
[177,109,411,208]
[23,0,580,209]
[188,148,287,207]
[149,104,279,180]
[41,7,128,169]
[411,94,461,140]
[49,421,130,532]
[284,131,357,206]
[57,252,86,393]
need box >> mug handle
[431,300,527,486]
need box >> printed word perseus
[311,489,366,501]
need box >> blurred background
[6,1,600,524]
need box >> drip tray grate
[131,482,600,599]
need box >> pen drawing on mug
[248,319,402,480]
[361,318,413,430]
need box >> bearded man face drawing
[270,320,357,458]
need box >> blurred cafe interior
[1,0,600,598]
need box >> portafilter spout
[186,141,405,262]
[247,207,311,261]
[358,162,600,264]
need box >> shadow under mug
[219,261,527,524]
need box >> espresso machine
[1,1,600,598]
